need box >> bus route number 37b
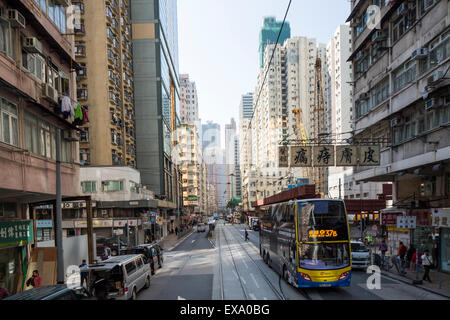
[308,229,338,238]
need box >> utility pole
[55,129,64,284]
[339,178,342,199]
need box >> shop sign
[312,145,335,167]
[36,220,53,228]
[397,216,416,229]
[290,146,312,167]
[128,219,138,226]
[129,201,139,206]
[412,210,432,226]
[279,146,289,167]
[433,209,450,228]
[74,219,113,228]
[0,220,33,247]
[382,212,403,225]
[113,220,128,227]
[336,145,358,166]
[156,217,163,225]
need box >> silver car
[83,254,151,300]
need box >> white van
[350,241,371,270]
[82,254,151,300]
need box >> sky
[177,0,351,144]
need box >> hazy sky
[177,0,351,142]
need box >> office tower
[259,16,291,68]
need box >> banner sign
[281,144,381,167]
[336,145,358,166]
[313,145,335,167]
[0,220,33,247]
[279,146,289,167]
[36,220,53,228]
[290,146,312,167]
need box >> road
[138,221,446,300]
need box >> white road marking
[178,296,186,300]
[263,297,268,300]
[192,240,196,243]
[249,293,257,300]
[250,273,260,288]
[241,277,247,285]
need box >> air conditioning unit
[427,71,444,86]
[42,83,58,104]
[23,37,42,54]
[411,48,428,60]
[425,98,442,110]
[391,117,403,127]
[63,130,80,141]
[372,31,387,41]
[359,92,370,100]
[0,7,8,22]
[7,9,25,28]
[53,0,70,7]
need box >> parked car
[252,220,260,231]
[4,284,90,300]
[351,240,371,270]
[96,237,127,256]
[82,254,151,300]
[197,223,206,232]
[122,243,164,275]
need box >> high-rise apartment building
[259,17,291,68]
[180,74,199,124]
[225,118,241,201]
[74,0,136,168]
[347,0,449,262]
[248,37,328,202]
[240,92,254,120]
[131,0,181,203]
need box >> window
[125,261,136,275]
[0,98,19,147]
[80,127,89,142]
[393,60,417,92]
[81,181,96,193]
[0,18,13,57]
[130,181,138,193]
[103,180,124,192]
[371,77,390,107]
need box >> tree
[227,197,241,210]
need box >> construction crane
[292,107,312,179]
[312,55,327,196]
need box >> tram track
[229,223,313,301]
[223,224,287,300]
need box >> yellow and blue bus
[259,199,351,288]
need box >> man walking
[422,250,433,282]
[398,241,408,274]
[79,259,88,288]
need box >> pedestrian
[26,270,42,288]
[79,259,88,288]
[175,227,178,236]
[406,244,415,269]
[411,250,422,272]
[422,250,433,282]
[397,241,408,274]
[244,229,249,242]
[379,239,387,260]
[0,286,10,300]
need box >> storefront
[0,220,33,294]
[381,208,409,255]
[36,220,54,242]
[433,208,450,272]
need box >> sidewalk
[381,265,450,298]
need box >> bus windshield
[299,243,350,270]
[297,200,349,242]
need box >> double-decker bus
[259,199,351,288]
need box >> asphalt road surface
[137,222,446,300]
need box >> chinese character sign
[432,209,450,228]
[279,146,289,167]
[0,220,33,247]
[313,146,334,167]
[359,145,380,166]
[290,146,311,167]
[336,146,358,166]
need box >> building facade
[74,0,136,168]
[347,0,449,269]
[0,0,80,294]
[179,74,199,124]
[259,16,291,68]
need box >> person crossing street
[244,229,249,242]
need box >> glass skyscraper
[259,17,291,68]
